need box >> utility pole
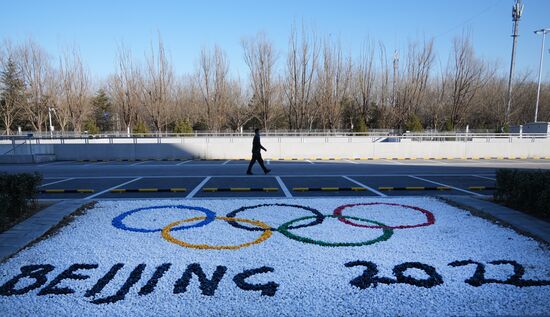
[505,0,523,128]
[534,28,550,122]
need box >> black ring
[225,203,325,232]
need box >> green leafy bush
[494,169,550,219]
[133,120,149,134]
[84,120,100,135]
[174,119,193,134]
[353,119,368,133]
[0,172,42,222]
[405,114,423,132]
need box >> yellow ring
[161,216,272,250]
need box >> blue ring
[112,205,216,233]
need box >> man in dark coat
[246,128,271,175]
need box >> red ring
[333,202,435,229]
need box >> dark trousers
[247,152,267,172]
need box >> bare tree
[108,44,141,134]
[444,34,487,129]
[196,45,230,131]
[141,36,175,134]
[374,42,392,129]
[18,39,51,132]
[315,37,352,130]
[283,23,319,130]
[58,46,91,132]
[225,78,251,131]
[394,39,434,129]
[352,39,376,128]
[242,33,277,130]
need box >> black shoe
[264,169,271,175]
[246,171,253,175]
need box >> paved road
[2,159,549,200]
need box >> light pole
[534,28,550,122]
[48,107,56,137]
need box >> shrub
[174,119,193,134]
[494,169,550,219]
[353,119,368,133]
[83,120,100,135]
[0,172,42,222]
[133,120,149,134]
[405,114,423,132]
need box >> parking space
[16,158,535,200]
[186,160,226,165]
[226,160,248,165]
[348,175,466,196]
[134,160,182,166]
[418,175,495,195]
[281,176,377,197]
[38,177,133,199]
[266,160,311,165]
[40,178,70,187]
[96,161,137,166]
[195,176,284,198]
[97,177,204,199]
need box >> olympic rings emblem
[112,202,435,250]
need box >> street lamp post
[48,107,55,137]
[534,28,550,122]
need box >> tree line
[0,26,548,135]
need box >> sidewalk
[0,199,86,262]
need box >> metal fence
[0,132,549,146]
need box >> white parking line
[276,176,292,197]
[408,175,485,197]
[345,159,358,164]
[130,161,149,166]
[186,177,211,198]
[342,176,386,197]
[222,160,231,165]
[472,175,496,181]
[305,160,314,164]
[39,178,74,187]
[176,160,192,166]
[84,177,142,200]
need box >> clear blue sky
[2,0,549,82]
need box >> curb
[40,189,95,193]
[378,186,450,191]
[110,188,187,193]
[292,187,367,192]
[202,188,279,192]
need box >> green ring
[277,215,393,247]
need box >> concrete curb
[0,199,87,262]
[440,195,550,244]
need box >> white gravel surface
[0,197,549,316]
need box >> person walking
[246,128,271,175]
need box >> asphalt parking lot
[3,158,548,200]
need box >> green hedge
[494,169,550,219]
[0,172,42,222]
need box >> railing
[0,132,548,146]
